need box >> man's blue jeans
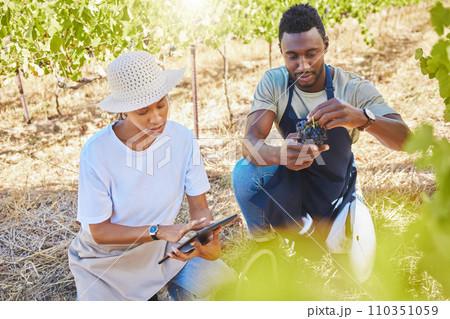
[232,158,280,242]
[232,158,376,283]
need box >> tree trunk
[219,37,232,126]
[269,41,272,69]
[55,85,62,116]
[15,68,31,124]
[190,45,199,139]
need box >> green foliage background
[0,0,425,84]
[407,1,450,295]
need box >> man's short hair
[278,4,326,42]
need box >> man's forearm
[366,115,410,151]
[242,137,281,167]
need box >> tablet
[158,214,238,264]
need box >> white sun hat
[95,51,186,113]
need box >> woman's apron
[68,230,185,300]
[249,64,357,240]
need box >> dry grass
[0,2,448,300]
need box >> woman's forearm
[89,221,153,245]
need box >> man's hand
[156,218,212,243]
[307,97,367,130]
[281,133,329,171]
[167,227,222,262]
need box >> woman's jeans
[167,257,235,301]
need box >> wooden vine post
[190,45,199,139]
[269,41,272,69]
[15,68,31,124]
[218,36,232,126]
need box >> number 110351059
[368,305,438,316]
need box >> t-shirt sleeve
[184,137,210,196]
[249,71,278,116]
[354,80,398,116]
[77,156,113,225]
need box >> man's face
[280,27,329,93]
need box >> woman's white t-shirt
[77,120,210,233]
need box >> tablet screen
[158,214,238,264]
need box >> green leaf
[50,33,63,53]
[436,68,450,99]
[1,7,11,29]
[34,20,45,36]
[430,39,450,71]
[444,97,450,121]
[120,6,131,21]
[415,48,423,60]
[430,2,450,36]
[404,125,435,154]
[70,70,82,82]
[74,21,85,41]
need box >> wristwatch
[149,225,159,240]
[357,108,376,131]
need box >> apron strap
[287,77,295,111]
[324,64,334,100]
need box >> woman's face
[125,95,169,138]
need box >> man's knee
[232,158,278,201]
[231,158,255,202]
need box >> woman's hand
[156,217,212,243]
[167,227,222,262]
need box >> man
[232,4,410,283]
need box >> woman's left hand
[167,227,222,262]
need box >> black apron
[249,64,357,238]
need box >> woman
[68,51,235,301]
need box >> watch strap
[149,225,159,240]
[357,109,375,131]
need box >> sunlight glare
[181,0,208,13]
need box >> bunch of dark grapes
[85,46,94,57]
[296,119,327,145]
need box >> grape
[296,119,327,145]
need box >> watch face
[365,108,376,121]
[149,225,157,234]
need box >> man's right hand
[280,133,329,171]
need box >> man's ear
[323,35,329,53]
[278,42,282,54]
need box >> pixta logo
[125,129,173,175]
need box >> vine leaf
[430,2,450,35]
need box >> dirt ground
[0,2,449,300]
